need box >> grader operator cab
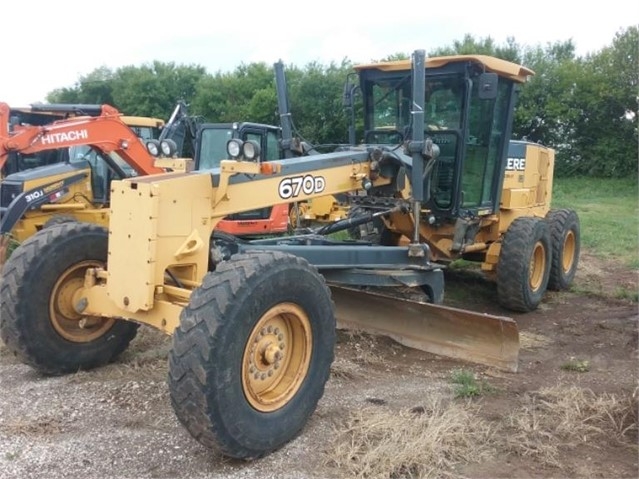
[0,50,579,460]
[342,55,580,308]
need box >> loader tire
[0,223,138,375]
[42,215,77,229]
[545,208,580,291]
[168,251,335,459]
[497,217,551,312]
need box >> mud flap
[330,286,519,372]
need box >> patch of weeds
[4,451,20,461]
[613,286,639,302]
[450,368,496,398]
[561,358,590,372]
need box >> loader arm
[0,102,163,176]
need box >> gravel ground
[0,329,450,479]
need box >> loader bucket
[331,286,520,372]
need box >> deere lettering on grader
[0,50,580,460]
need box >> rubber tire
[545,208,580,291]
[497,217,552,312]
[168,251,335,459]
[0,222,139,375]
[42,215,77,229]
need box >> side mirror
[478,72,498,100]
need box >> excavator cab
[195,122,289,235]
[356,57,518,222]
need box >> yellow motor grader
[0,50,579,460]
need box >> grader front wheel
[0,223,138,375]
[497,217,552,312]
[168,251,335,459]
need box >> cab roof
[354,55,534,83]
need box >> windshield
[198,128,235,169]
[368,74,465,135]
[127,125,162,141]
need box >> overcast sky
[2,0,635,105]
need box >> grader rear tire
[0,223,138,375]
[545,208,580,291]
[168,251,335,459]
[497,217,552,312]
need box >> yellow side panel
[107,182,160,312]
[501,188,534,209]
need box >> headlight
[227,139,242,159]
[146,140,160,157]
[160,139,178,157]
[242,140,261,161]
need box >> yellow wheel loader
[0,50,579,460]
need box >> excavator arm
[0,102,163,176]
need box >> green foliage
[561,358,590,372]
[450,369,495,398]
[552,177,639,267]
[42,28,637,178]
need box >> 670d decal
[278,175,326,199]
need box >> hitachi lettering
[40,130,89,145]
[506,157,526,171]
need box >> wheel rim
[289,203,310,228]
[529,241,546,291]
[242,303,312,412]
[562,230,576,273]
[49,260,115,342]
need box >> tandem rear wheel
[497,217,552,312]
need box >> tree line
[47,26,637,179]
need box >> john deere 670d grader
[0,50,579,460]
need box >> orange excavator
[0,102,165,176]
[0,102,290,251]
[0,102,186,260]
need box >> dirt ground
[0,249,637,479]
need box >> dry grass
[325,394,496,478]
[504,385,639,467]
[326,385,638,477]
[519,331,553,350]
[0,415,64,437]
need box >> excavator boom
[0,102,163,176]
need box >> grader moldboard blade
[330,286,520,372]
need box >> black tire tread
[0,222,138,375]
[497,217,551,312]
[168,250,335,459]
[545,208,580,291]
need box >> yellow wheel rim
[242,303,312,412]
[529,241,546,292]
[562,230,576,274]
[49,260,115,342]
[289,203,310,228]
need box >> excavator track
[330,286,520,372]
